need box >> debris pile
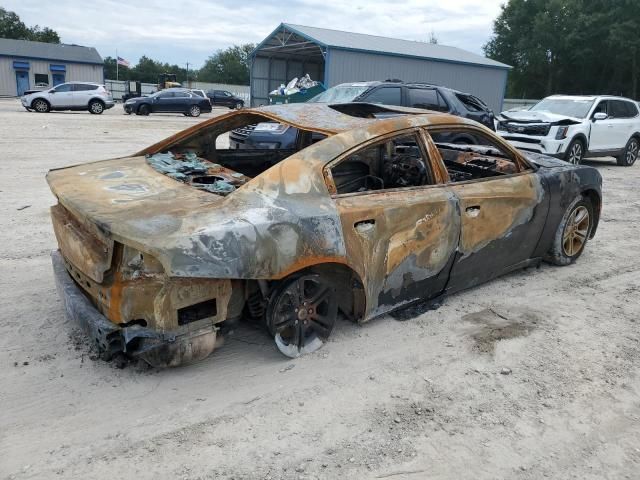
[146,152,244,196]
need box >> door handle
[354,219,375,234]
[465,206,481,218]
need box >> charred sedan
[123,88,212,117]
[47,103,602,367]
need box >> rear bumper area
[51,250,217,367]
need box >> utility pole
[185,62,189,87]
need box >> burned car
[47,103,602,367]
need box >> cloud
[3,0,504,67]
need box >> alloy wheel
[269,275,337,358]
[626,139,639,165]
[562,205,590,257]
[90,102,104,114]
[568,142,583,164]
[34,100,48,112]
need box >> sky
[4,0,505,69]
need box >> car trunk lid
[47,156,226,281]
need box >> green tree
[198,44,255,85]
[484,0,640,99]
[0,7,60,43]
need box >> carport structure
[250,23,511,111]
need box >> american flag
[117,56,130,67]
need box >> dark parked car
[230,80,495,149]
[206,90,244,109]
[123,88,212,117]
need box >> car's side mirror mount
[593,112,607,121]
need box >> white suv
[497,95,640,166]
[21,82,115,115]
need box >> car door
[172,90,191,112]
[426,126,550,293]
[328,129,460,319]
[71,83,96,107]
[49,83,74,108]
[152,91,174,112]
[608,100,636,149]
[407,87,448,112]
[589,100,615,150]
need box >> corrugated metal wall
[326,49,508,112]
[250,55,323,106]
[0,58,103,96]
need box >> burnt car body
[47,103,602,367]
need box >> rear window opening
[150,113,329,194]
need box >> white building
[0,38,103,97]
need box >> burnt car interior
[146,113,329,195]
[430,128,519,182]
[331,134,434,194]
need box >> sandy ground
[1,98,639,480]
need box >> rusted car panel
[47,103,603,365]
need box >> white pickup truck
[496,95,640,166]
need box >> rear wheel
[616,137,639,166]
[32,98,50,113]
[235,102,243,110]
[565,139,585,165]
[545,196,593,266]
[266,274,338,358]
[189,105,201,117]
[88,100,105,114]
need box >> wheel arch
[262,262,366,322]
[570,133,588,150]
[30,96,50,109]
[88,97,105,105]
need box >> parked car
[229,80,495,149]
[190,89,209,100]
[21,82,115,114]
[47,102,601,366]
[496,95,640,166]
[123,88,212,117]
[206,89,244,109]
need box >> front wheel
[189,105,201,117]
[564,139,585,165]
[32,98,50,113]
[545,196,593,266]
[616,137,639,167]
[137,104,150,116]
[266,274,338,358]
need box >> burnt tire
[137,104,150,116]
[266,274,338,358]
[32,98,50,113]
[545,196,594,266]
[564,138,585,165]
[616,137,639,167]
[88,100,105,114]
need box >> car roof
[333,80,469,96]
[546,94,635,102]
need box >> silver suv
[21,82,115,115]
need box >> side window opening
[429,129,520,182]
[331,134,433,195]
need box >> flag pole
[116,49,119,81]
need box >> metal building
[0,38,103,97]
[250,23,511,111]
